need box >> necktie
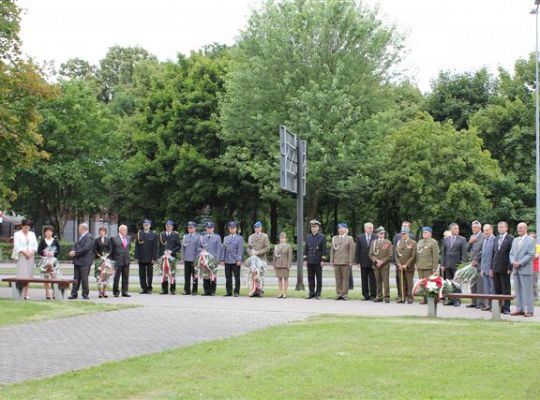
[450,236,455,248]
[518,236,524,250]
[498,236,503,250]
[121,236,126,249]
[366,235,370,245]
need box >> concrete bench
[2,277,75,300]
[447,293,515,320]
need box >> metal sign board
[279,125,306,195]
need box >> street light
[532,1,540,243]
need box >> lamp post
[532,1,540,242]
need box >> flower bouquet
[453,263,478,294]
[197,249,218,282]
[413,274,453,299]
[244,255,267,296]
[155,249,176,284]
[38,246,61,278]
[94,253,115,286]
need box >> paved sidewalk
[1,287,538,384]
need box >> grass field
[1,315,539,399]
[0,298,132,327]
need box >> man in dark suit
[110,224,132,297]
[158,220,182,295]
[356,222,377,300]
[134,219,158,294]
[440,222,467,306]
[491,221,514,314]
[68,223,94,299]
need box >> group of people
[10,218,539,317]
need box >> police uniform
[222,222,244,296]
[159,221,181,295]
[198,222,223,295]
[369,227,393,302]
[134,219,158,294]
[182,221,200,295]
[395,230,417,303]
[305,220,326,299]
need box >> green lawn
[1,315,539,399]
[0,298,131,327]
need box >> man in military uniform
[222,221,244,297]
[393,221,415,301]
[304,219,326,300]
[415,226,439,304]
[369,226,393,303]
[330,223,355,300]
[248,221,270,261]
[198,221,223,296]
[182,221,200,295]
[134,219,158,294]
[158,220,181,295]
[395,227,417,304]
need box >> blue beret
[422,226,432,233]
[227,221,237,228]
[206,221,215,229]
[337,223,347,229]
[253,221,262,228]
[186,221,197,228]
[165,220,174,226]
[143,219,152,225]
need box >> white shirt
[13,230,38,260]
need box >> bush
[0,243,14,261]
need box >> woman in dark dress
[37,225,61,299]
[94,226,113,298]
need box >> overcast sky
[17,0,538,92]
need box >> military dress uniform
[222,222,245,296]
[395,235,417,303]
[198,227,223,295]
[182,222,200,295]
[415,229,439,303]
[158,228,181,295]
[305,225,326,299]
[369,230,393,302]
[134,221,158,294]
[330,226,356,300]
[247,232,270,262]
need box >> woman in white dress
[13,219,38,300]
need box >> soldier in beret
[304,219,326,300]
[369,226,393,303]
[158,220,181,295]
[182,221,200,295]
[395,227,417,304]
[134,219,158,294]
[330,223,355,300]
[415,226,439,304]
[198,221,223,296]
[222,221,244,297]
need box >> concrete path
[1,286,539,384]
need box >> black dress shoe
[306,295,315,299]
[68,295,77,300]
[362,297,371,301]
[224,293,232,297]
[122,293,131,297]
[182,292,191,295]
[315,296,321,300]
[466,304,476,308]
[82,296,89,300]
[234,293,239,297]
[384,299,390,303]
[140,291,148,295]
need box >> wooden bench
[2,277,75,300]
[447,293,515,321]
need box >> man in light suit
[440,223,467,306]
[492,221,514,314]
[356,222,377,301]
[466,220,485,308]
[68,223,94,300]
[480,223,496,311]
[509,222,536,317]
[110,224,132,297]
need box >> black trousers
[360,266,376,299]
[113,263,130,295]
[138,262,153,292]
[493,271,511,311]
[225,263,241,295]
[203,279,217,295]
[184,261,198,294]
[71,264,90,298]
[307,263,322,296]
[348,266,354,289]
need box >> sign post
[279,125,306,290]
